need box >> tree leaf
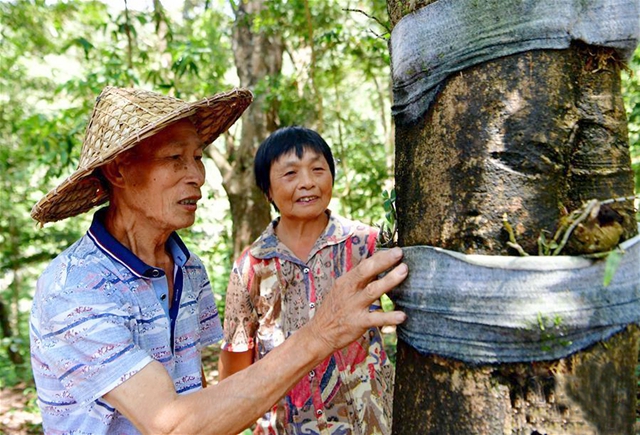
[603,249,623,287]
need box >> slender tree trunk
[388,2,639,434]
[303,0,323,131]
[123,0,134,86]
[209,0,283,258]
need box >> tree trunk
[388,2,639,434]
[208,0,282,258]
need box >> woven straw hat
[31,86,253,224]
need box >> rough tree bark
[387,1,639,434]
[206,0,282,258]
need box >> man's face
[114,119,206,233]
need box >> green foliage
[377,188,397,248]
[535,312,572,352]
[223,0,394,227]
[603,248,624,287]
[0,0,92,386]
[622,50,640,194]
[382,188,396,227]
[177,184,234,320]
[330,116,391,223]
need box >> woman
[220,126,394,435]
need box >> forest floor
[0,385,41,435]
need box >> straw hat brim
[31,87,253,224]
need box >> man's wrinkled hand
[308,247,408,353]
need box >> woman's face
[268,148,333,224]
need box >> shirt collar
[87,208,191,279]
[250,210,353,261]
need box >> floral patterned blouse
[222,212,394,435]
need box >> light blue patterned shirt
[30,209,223,434]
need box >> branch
[123,0,134,78]
[205,145,232,181]
[227,0,238,18]
[343,8,391,34]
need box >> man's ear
[101,158,127,188]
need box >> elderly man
[29,86,407,435]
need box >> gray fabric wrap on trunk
[390,229,640,364]
[390,0,640,125]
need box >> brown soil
[0,384,42,434]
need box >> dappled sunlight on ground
[0,384,42,434]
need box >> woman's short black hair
[254,126,335,199]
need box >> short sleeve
[31,262,153,407]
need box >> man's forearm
[193,326,328,434]
[107,328,327,435]
[105,248,407,435]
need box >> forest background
[1,0,639,433]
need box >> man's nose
[186,158,205,186]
